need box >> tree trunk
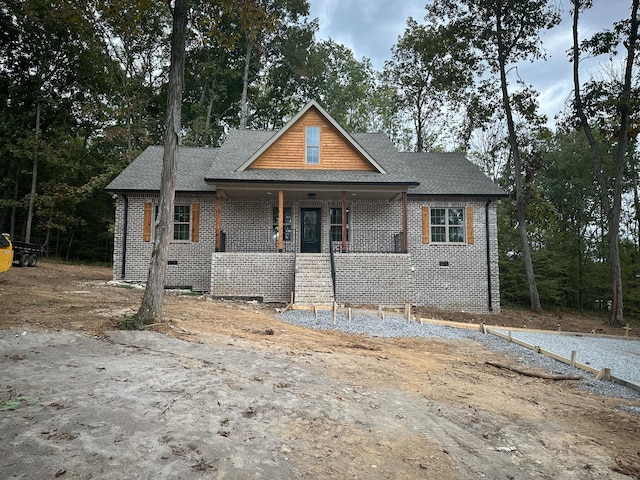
[634,160,640,253]
[44,213,53,251]
[137,0,188,323]
[65,227,75,261]
[239,39,252,129]
[25,100,41,243]
[606,0,638,325]
[0,157,17,232]
[495,7,541,312]
[571,0,637,326]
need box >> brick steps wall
[294,253,334,305]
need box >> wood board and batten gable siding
[249,108,376,171]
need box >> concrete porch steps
[294,253,334,306]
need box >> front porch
[210,186,411,307]
[213,186,409,255]
[210,251,413,307]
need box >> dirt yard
[1,261,639,479]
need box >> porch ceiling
[217,184,405,201]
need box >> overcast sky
[308,0,633,125]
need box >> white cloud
[307,0,632,126]
[309,0,424,68]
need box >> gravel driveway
[278,309,640,402]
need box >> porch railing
[217,228,405,254]
[219,228,298,253]
[331,230,406,254]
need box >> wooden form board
[485,327,640,393]
[415,316,640,394]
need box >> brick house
[106,100,505,313]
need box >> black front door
[301,208,321,253]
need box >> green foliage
[118,314,150,330]
[0,395,39,412]
[621,240,640,320]
[304,39,376,132]
[382,17,477,151]
[496,125,640,315]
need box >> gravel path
[278,309,640,403]
[492,329,640,386]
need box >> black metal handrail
[216,228,404,254]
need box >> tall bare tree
[137,0,188,322]
[136,0,276,322]
[427,0,560,312]
[571,0,639,325]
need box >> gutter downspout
[121,194,129,279]
[485,197,493,312]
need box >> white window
[305,126,320,164]
[430,207,465,243]
[173,205,191,241]
[155,204,191,241]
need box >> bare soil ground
[1,261,639,479]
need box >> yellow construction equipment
[0,233,12,273]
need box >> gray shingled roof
[205,130,418,185]
[400,152,506,196]
[105,146,218,192]
[105,132,505,197]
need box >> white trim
[429,206,466,244]
[154,203,192,243]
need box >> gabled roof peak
[235,100,387,174]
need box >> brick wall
[334,254,412,305]
[111,193,501,313]
[346,197,500,313]
[407,197,501,314]
[349,200,403,252]
[223,200,276,252]
[211,252,295,302]
[112,193,216,291]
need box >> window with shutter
[421,206,430,244]
[423,206,472,244]
[191,203,200,242]
[143,202,152,242]
[149,203,194,242]
[466,206,474,244]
